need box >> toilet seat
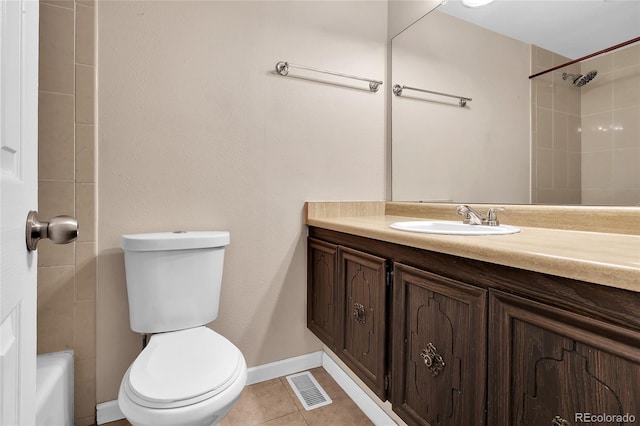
[123,327,244,409]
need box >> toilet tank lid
[121,231,230,252]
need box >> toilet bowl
[117,231,246,426]
[118,327,247,426]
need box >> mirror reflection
[391,0,640,206]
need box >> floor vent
[285,371,333,411]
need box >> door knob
[26,210,78,251]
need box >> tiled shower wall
[531,45,582,204]
[37,1,96,425]
[531,43,640,205]
[580,43,640,205]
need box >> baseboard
[321,353,398,426]
[246,351,323,385]
[95,350,395,425]
[96,400,124,425]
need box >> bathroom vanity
[305,202,640,426]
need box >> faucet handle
[486,207,505,226]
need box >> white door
[1,1,39,425]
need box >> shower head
[562,70,598,87]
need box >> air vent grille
[285,371,332,411]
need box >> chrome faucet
[456,205,484,225]
[456,205,505,226]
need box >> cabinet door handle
[353,303,366,324]
[552,416,570,426]
[420,343,445,376]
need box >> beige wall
[581,43,640,205]
[391,10,531,203]
[530,45,582,204]
[37,1,97,425]
[97,1,387,403]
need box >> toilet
[117,231,247,426]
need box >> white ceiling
[438,0,640,59]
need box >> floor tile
[300,397,374,426]
[258,411,308,425]
[226,378,299,425]
[105,367,373,426]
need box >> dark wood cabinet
[307,238,389,399]
[306,227,640,426]
[391,263,487,426]
[307,238,338,350]
[337,246,388,400]
[489,290,640,426]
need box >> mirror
[391,0,640,206]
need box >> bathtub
[36,350,73,426]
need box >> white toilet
[118,231,247,426]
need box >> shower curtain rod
[275,61,383,92]
[529,36,640,80]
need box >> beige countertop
[306,202,640,293]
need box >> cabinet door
[307,238,338,350]
[391,263,487,426]
[489,290,640,426]
[337,246,388,400]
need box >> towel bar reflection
[275,61,382,92]
[393,84,471,107]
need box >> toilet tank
[121,231,230,334]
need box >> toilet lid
[127,327,242,405]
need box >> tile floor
[106,367,373,426]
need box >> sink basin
[389,220,520,236]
